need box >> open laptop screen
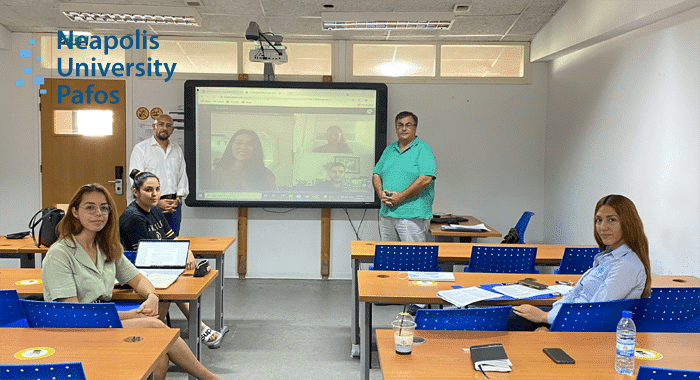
[134,240,190,268]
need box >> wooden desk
[376,330,700,380]
[0,328,178,380]
[178,236,235,337]
[0,236,37,268]
[9,235,234,343]
[0,268,217,366]
[429,215,502,242]
[357,270,700,380]
[349,241,596,357]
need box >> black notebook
[470,343,512,373]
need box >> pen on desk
[501,282,517,286]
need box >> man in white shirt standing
[129,113,188,236]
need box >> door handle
[108,179,123,195]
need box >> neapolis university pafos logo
[35,30,177,105]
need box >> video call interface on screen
[187,82,387,208]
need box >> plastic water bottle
[615,310,636,375]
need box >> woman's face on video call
[595,204,624,250]
[232,134,255,161]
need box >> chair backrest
[0,362,86,380]
[514,211,534,244]
[415,306,512,331]
[21,300,123,328]
[372,244,439,271]
[555,247,600,274]
[631,287,700,333]
[636,366,700,380]
[468,246,537,273]
[549,299,637,332]
[123,250,137,264]
[0,289,29,328]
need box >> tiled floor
[166,278,399,379]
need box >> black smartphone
[519,279,548,290]
[543,348,575,364]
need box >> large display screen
[184,80,387,208]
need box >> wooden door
[40,78,127,213]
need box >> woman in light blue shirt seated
[511,194,652,331]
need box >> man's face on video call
[330,165,345,184]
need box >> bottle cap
[621,310,632,318]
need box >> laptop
[134,240,190,289]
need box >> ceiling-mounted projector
[246,21,288,64]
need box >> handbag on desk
[28,208,65,248]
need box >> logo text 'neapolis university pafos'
[56,30,177,104]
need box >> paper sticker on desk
[412,280,437,286]
[14,347,55,360]
[440,223,488,232]
[408,271,455,281]
[15,279,41,286]
[635,349,663,360]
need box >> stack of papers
[489,284,574,299]
[440,223,488,232]
[407,271,455,281]
[436,287,502,307]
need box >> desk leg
[213,254,230,339]
[188,298,201,380]
[360,301,372,380]
[351,258,360,358]
[20,253,35,268]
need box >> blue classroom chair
[0,362,86,380]
[370,244,439,272]
[465,245,538,273]
[21,299,123,328]
[514,211,534,244]
[554,247,600,274]
[636,366,700,379]
[0,289,29,328]
[549,299,637,332]
[415,306,512,331]
[631,287,700,333]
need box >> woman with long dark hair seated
[120,169,223,348]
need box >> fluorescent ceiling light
[322,12,454,30]
[59,3,201,26]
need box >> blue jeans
[163,203,182,237]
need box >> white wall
[544,7,700,276]
[0,33,41,268]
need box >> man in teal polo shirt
[373,111,437,242]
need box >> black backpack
[500,228,520,244]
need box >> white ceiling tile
[449,15,518,35]
[0,0,566,41]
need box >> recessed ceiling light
[59,3,202,26]
[322,12,454,30]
